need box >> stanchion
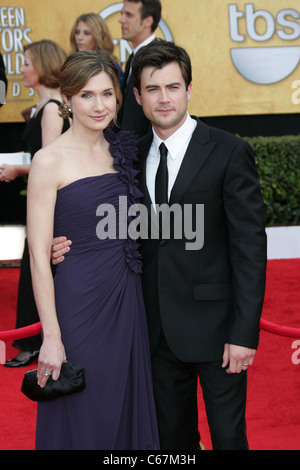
[0,322,41,364]
[259,319,300,338]
[0,319,300,364]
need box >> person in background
[2,40,70,367]
[117,0,161,136]
[27,50,159,450]
[0,52,7,106]
[69,13,124,87]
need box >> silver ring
[243,363,248,366]
[44,370,51,376]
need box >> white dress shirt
[134,34,156,54]
[146,113,197,205]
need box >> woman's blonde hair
[59,50,122,126]
[70,13,116,59]
[24,40,67,89]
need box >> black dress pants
[151,332,249,450]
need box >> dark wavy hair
[132,39,192,93]
[127,0,161,32]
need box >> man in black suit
[131,39,267,450]
[51,40,267,450]
[117,0,161,136]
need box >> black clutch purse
[21,361,86,402]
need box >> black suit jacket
[137,117,267,362]
[118,53,151,137]
[119,75,151,136]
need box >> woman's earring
[68,104,73,114]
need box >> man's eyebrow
[145,82,182,88]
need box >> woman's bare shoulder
[30,135,68,177]
[35,130,71,160]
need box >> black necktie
[155,143,168,206]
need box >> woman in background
[69,13,124,86]
[1,40,69,367]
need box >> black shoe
[4,350,39,368]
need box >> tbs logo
[229,4,300,84]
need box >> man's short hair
[127,0,161,32]
[132,39,192,93]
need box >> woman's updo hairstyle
[59,50,122,124]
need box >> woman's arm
[27,147,66,387]
[0,163,30,181]
[41,101,64,147]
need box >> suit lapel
[169,119,215,206]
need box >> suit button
[160,240,167,247]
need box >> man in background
[118,0,161,136]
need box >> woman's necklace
[36,95,51,108]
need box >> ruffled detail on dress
[105,129,143,274]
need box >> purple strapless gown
[35,131,159,450]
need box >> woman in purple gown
[27,51,159,450]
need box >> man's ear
[143,15,153,31]
[187,82,192,102]
[133,87,142,106]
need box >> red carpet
[1,260,300,450]
[0,267,37,451]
